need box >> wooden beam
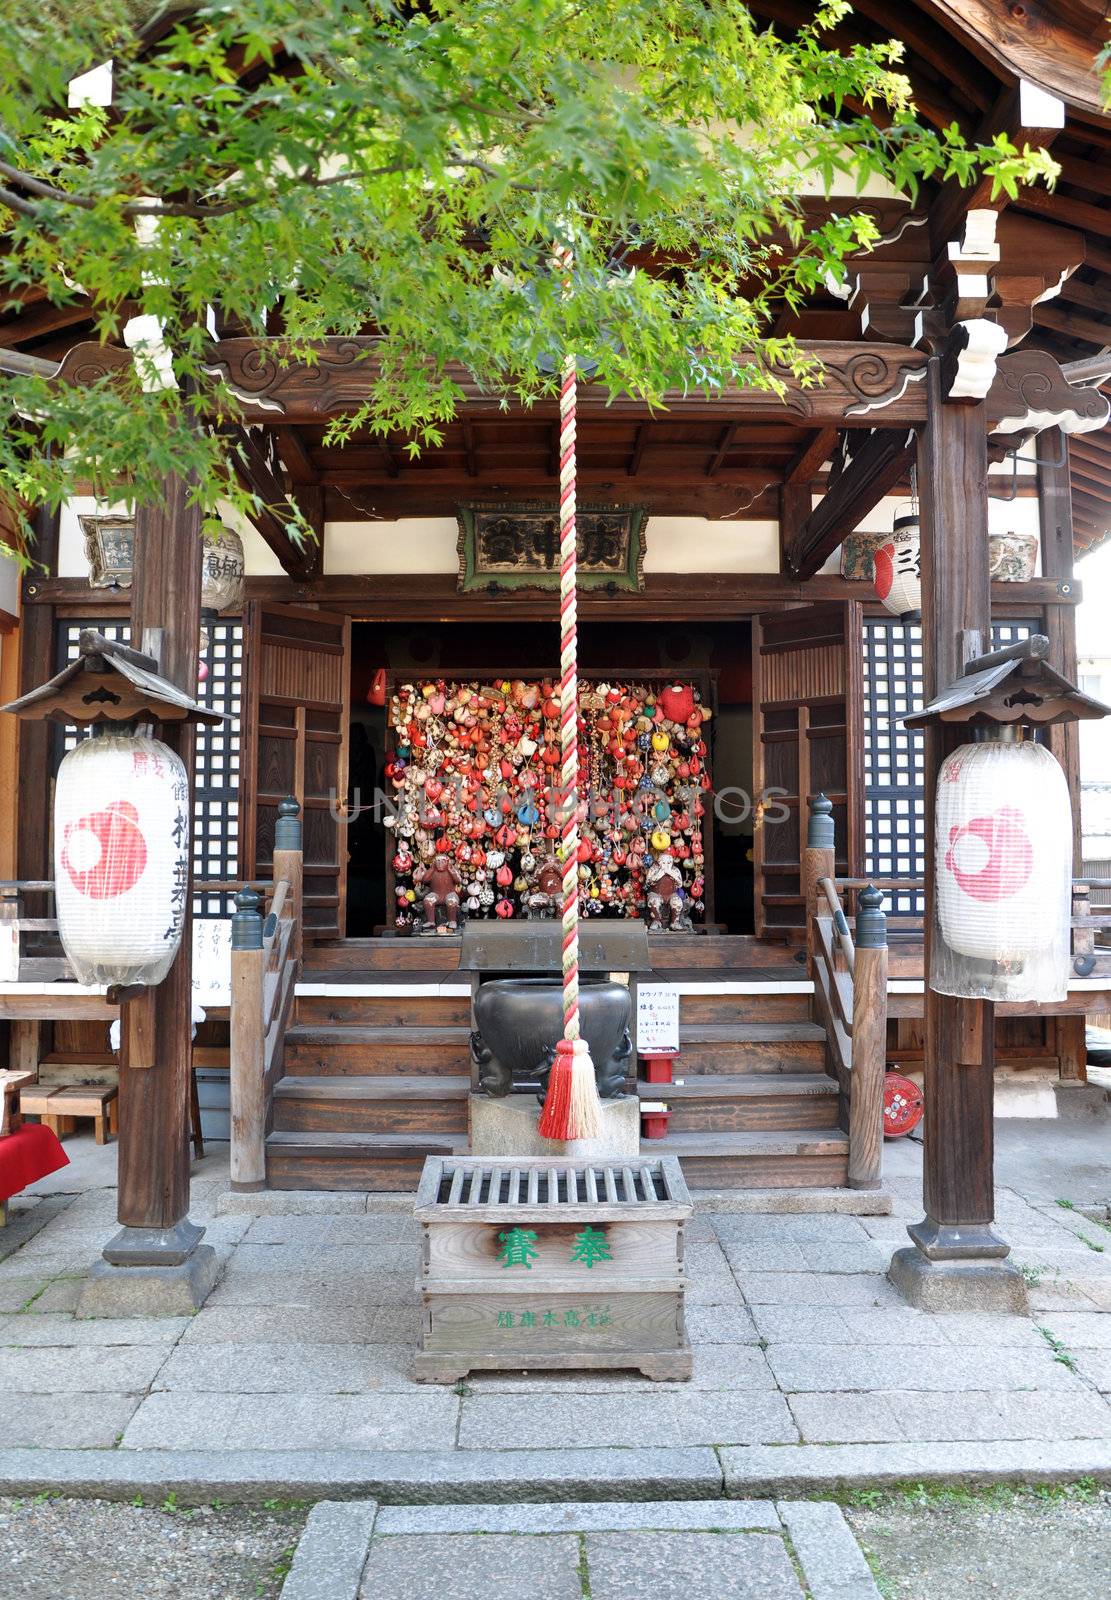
[782,426,838,486]
[1056,276,1111,315]
[928,84,1063,258]
[1016,185,1111,242]
[461,422,478,478]
[272,426,318,485]
[705,424,737,477]
[784,428,915,580]
[1033,302,1111,350]
[627,425,647,477]
[222,426,317,580]
[320,478,779,522]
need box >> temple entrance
[345,620,755,938]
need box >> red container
[641,1111,670,1140]
[642,1056,674,1084]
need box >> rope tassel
[538,343,603,1143]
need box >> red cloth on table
[0,1124,69,1202]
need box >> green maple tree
[0,0,1059,561]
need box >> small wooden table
[21,1084,119,1145]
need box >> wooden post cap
[232,888,264,950]
[855,884,887,948]
[274,796,302,852]
[807,793,835,850]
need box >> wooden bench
[21,1084,119,1145]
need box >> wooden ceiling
[2,1,1110,553]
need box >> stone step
[272,1074,470,1136]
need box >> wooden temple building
[3,2,1111,1311]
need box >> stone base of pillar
[76,1244,219,1318]
[888,1246,1029,1315]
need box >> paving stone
[0,1312,189,1346]
[719,1240,808,1272]
[696,1189,890,1217]
[721,1438,1111,1496]
[0,1445,724,1504]
[683,1304,759,1344]
[737,1273,900,1308]
[0,1276,51,1312]
[787,1392,905,1445]
[121,1390,460,1452]
[246,1214,418,1246]
[359,1533,582,1600]
[1038,1311,1111,1348]
[1072,1348,1111,1391]
[882,1391,1035,1443]
[180,1304,381,1345]
[27,1276,86,1312]
[1027,1276,1099,1310]
[2,1390,142,1448]
[765,1342,1085,1394]
[0,1342,171,1393]
[714,1215,869,1243]
[1078,1280,1111,1311]
[584,1529,804,1600]
[685,1273,746,1307]
[154,1340,421,1394]
[978,1391,1111,1441]
[458,1390,797,1449]
[206,1269,417,1308]
[796,1242,892,1275]
[374,1499,782,1534]
[216,1189,369,1216]
[225,1241,417,1276]
[930,1312,1047,1347]
[776,1500,882,1600]
[281,1500,377,1600]
[750,1305,852,1343]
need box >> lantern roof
[904,634,1110,729]
[0,630,225,727]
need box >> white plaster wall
[0,552,19,616]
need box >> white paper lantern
[54,734,190,987]
[200,525,246,615]
[873,515,921,619]
[933,736,1071,1002]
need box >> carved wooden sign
[456,503,646,592]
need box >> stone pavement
[0,1119,1109,1500]
[279,1498,883,1600]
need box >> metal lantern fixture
[905,634,1110,1004]
[54,734,190,985]
[874,511,921,622]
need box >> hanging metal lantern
[53,733,190,987]
[873,513,921,621]
[932,732,1071,1002]
[200,525,246,616]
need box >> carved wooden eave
[0,630,224,726]
[920,0,1108,120]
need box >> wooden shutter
[241,603,350,940]
[752,602,863,940]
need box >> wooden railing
[803,794,888,1191]
[229,798,303,1192]
[0,881,70,982]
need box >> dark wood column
[888,358,1027,1312]
[90,474,218,1305]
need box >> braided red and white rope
[558,345,580,1042]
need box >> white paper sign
[191,918,232,1003]
[636,984,680,1056]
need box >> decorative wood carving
[939,318,1009,402]
[202,338,931,425]
[987,348,1111,438]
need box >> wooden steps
[267,1128,468,1191]
[283,1024,472,1076]
[673,1022,826,1075]
[273,1074,469,1135]
[637,1074,838,1132]
[305,939,462,973]
[650,1128,849,1189]
[295,992,473,1028]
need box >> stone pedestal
[888,1247,1029,1315]
[76,1219,219,1317]
[468,1093,640,1160]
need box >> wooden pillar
[1038,429,1082,871]
[848,886,887,1192]
[16,503,59,884]
[98,474,214,1290]
[229,888,266,1190]
[889,358,1026,1312]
